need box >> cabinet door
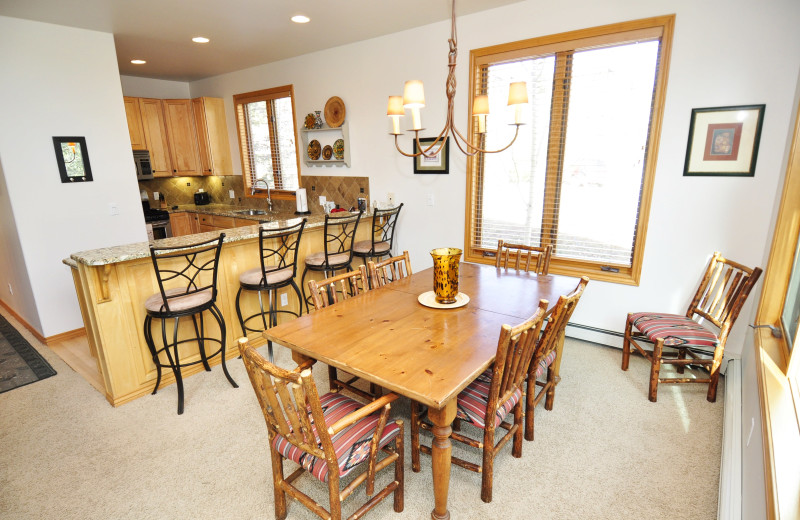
[123,97,146,150]
[163,99,202,177]
[138,98,173,177]
[169,212,193,237]
[192,97,233,176]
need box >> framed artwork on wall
[683,104,765,177]
[413,137,450,174]
[52,136,93,183]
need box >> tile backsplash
[138,175,370,214]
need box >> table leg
[426,400,457,520]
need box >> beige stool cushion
[239,265,294,286]
[145,287,212,313]
[305,251,351,267]
[353,240,390,254]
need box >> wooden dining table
[263,262,581,519]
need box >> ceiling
[0,0,522,82]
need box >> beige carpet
[0,308,722,519]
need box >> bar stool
[143,234,237,414]
[301,210,363,312]
[235,219,306,363]
[353,203,403,267]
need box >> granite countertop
[68,205,363,267]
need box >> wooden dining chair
[308,266,381,401]
[367,251,412,288]
[238,338,404,520]
[495,240,552,275]
[525,276,589,441]
[410,301,548,503]
[622,252,762,402]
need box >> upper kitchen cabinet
[138,98,173,177]
[123,97,146,150]
[162,99,202,176]
[192,97,233,176]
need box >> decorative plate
[324,96,346,128]
[322,145,333,160]
[333,139,345,160]
[417,291,470,309]
[304,113,316,130]
[307,139,321,160]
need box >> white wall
[0,17,147,336]
[120,75,191,98]
[189,0,800,356]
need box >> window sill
[245,189,296,201]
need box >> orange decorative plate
[324,96,346,128]
[322,145,333,160]
[307,140,321,160]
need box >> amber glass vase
[430,248,462,304]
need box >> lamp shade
[507,81,528,106]
[472,95,490,116]
[403,80,426,108]
[387,96,404,116]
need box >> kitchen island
[65,208,371,407]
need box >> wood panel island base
[65,212,371,407]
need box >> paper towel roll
[296,188,309,213]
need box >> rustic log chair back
[144,233,238,414]
[410,300,548,503]
[353,203,404,265]
[495,239,553,275]
[235,219,306,363]
[622,252,763,402]
[307,265,382,401]
[367,251,413,288]
[525,276,589,441]
[238,338,404,520]
[301,210,363,313]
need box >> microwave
[133,150,153,180]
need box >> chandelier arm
[393,129,450,158]
[451,124,522,154]
[449,129,481,157]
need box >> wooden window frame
[233,85,301,201]
[464,16,675,285]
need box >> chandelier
[387,0,528,158]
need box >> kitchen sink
[235,209,267,216]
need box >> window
[465,16,675,284]
[233,85,301,199]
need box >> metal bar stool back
[353,203,404,266]
[143,233,237,414]
[235,219,306,362]
[301,210,363,312]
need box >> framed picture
[413,137,449,174]
[683,104,765,177]
[52,136,93,183]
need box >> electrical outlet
[319,195,327,205]
[153,192,160,200]
[229,189,235,199]
[7,282,12,295]
[109,203,119,216]
[387,193,395,206]
[280,294,288,307]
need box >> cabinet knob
[173,169,177,173]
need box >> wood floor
[48,333,105,394]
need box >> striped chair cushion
[534,350,557,380]
[629,312,719,349]
[456,370,523,429]
[271,392,400,483]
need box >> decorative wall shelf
[300,121,350,167]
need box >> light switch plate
[319,195,327,205]
[280,294,288,307]
[109,203,119,216]
[153,192,160,200]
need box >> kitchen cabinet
[138,98,173,177]
[123,97,146,150]
[192,97,233,176]
[169,212,195,237]
[163,99,202,176]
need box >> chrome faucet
[252,179,273,212]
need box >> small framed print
[413,137,449,174]
[683,105,765,177]
[53,136,93,183]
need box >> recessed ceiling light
[131,59,146,65]
[192,36,210,43]
[291,15,310,24]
